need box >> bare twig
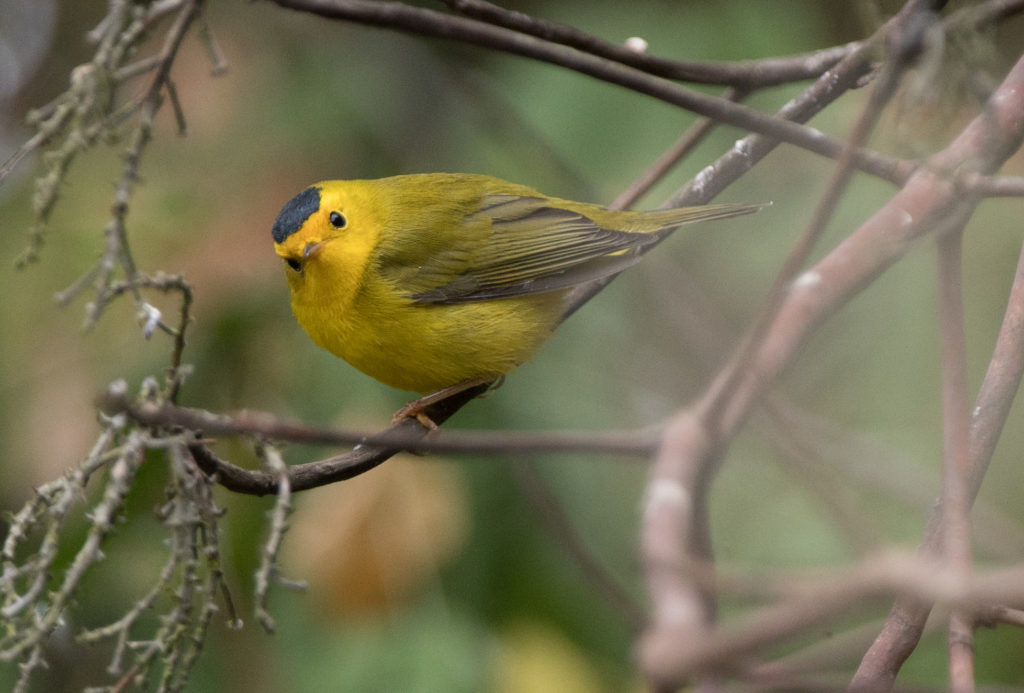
[936,230,976,692]
[100,388,659,461]
[609,87,748,211]
[977,605,1024,628]
[270,0,911,185]
[640,551,1024,680]
[560,9,893,323]
[444,0,858,88]
[704,4,921,433]
[253,445,304,634]
[638,5,933,686]
[639,40,1024,693]
[851,234,1024,689]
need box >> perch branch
[101,382,659,496]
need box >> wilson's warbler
[272,173,760,424]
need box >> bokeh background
[2,1,1024,690]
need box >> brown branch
[712,51,1024,494]
[961,173,1024,196]
[850,238,1024,689]
[101,390,658,458]
[561,22,898,323]
[640,550,1024,682]
[639,5,933,686]
[703,10,915,432]
[609,87,748,211]
[99,388,658,496]
[443,0,858,88]
[269,0,911,184]
[936,231,976,692]
[977,605,1024,628]
[639,43,1024,692]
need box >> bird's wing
[397,193,661,305]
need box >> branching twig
[271,0,913,185]
[101,389,658,459]
[609,87,748,211]
[5,2,1024,691]
[936,229,976,691]
[695,13,920,487]
[443,0,859,88]
[639,550,1024,680]
[253,445,305,634]
[639,35,1024,693]
[851,237,1024,690]
[1,432,145,664]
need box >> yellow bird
[272,173,760,425]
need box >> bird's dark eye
[285,257,302,272]
[329,211,347,228]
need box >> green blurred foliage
[2,1,1024,691]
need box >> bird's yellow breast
[288,250,564,393]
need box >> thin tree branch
[100,389,658,458]
[710,50,1024,495]
[561,3,914,323]
[977,605,1024,628]
[936,231,976,692]
[850,235,1024,690]
[639,45,1024,692]
[443,0,859,88]
[270,0,912,184]
[640,549,1024,682]
[961,173,1024,196]
[639,6,931,685]
[704,8,917,432]
[609,87,748,211]
[99,385,659,496]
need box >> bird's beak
[303,239,329,259]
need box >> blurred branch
[704,5,917,432]
[638,33,1024,693]
[961,174,1024,196]
[638,549,1024,681]
[639,5,931,686]
[4,0,1024,690]
[609,87,748,211]
[270,0,914,184]
[977,605,1024,628]
[936,230,976,691]
[253,445,306,634]
[851,236,1024,689]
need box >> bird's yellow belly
[293,287,565,394]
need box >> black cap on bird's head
[272,186,321,244]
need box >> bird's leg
[392,376,497,429]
